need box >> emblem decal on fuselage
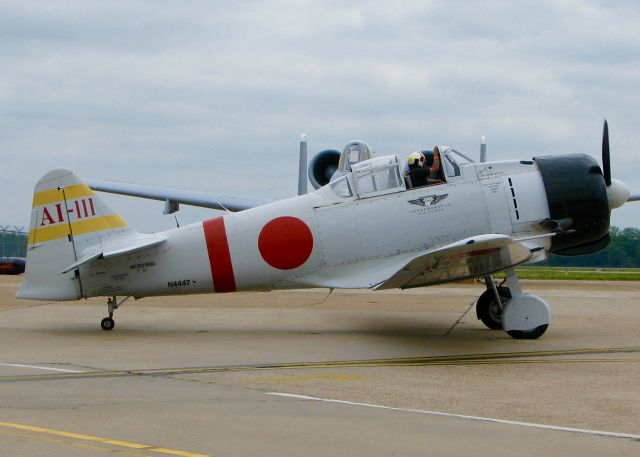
[408,194,449,206]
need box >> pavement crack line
[1,346,639,383]
[0,302,55,313]
[302,288,334,308]
[443,298,476,336]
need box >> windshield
[440,148,474,178]
[448,149,474,165]
[330,174,353,198]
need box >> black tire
[507,324,548,340]
[476,287,511,330]
[100,317,115,331]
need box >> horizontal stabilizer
[59,235,167,274]
[85,179,269,212]
[375,234,537,290]
[59,252,102,274]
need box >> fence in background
[0,226,27,258]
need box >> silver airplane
[18,122,639,339]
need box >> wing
[85,179,270,212]
[374,234,543,290]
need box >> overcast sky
[2,0,639,232]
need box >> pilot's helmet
[407,151,425,169]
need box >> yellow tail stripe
[32,184,95,207]
[28,215,128,244]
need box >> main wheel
[476,286,511,330]
[100,317,115,331]
[507,324,548,340]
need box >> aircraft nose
[607,179,630,209]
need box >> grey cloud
[1,1,639,229]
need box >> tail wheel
[100,317,115,331]
[476,287,511,330]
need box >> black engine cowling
[308,149,340,190]
[534,153,610,255]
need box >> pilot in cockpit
[425,146,445,182]
[405,147,444,188]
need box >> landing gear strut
[476,270,551,339]
[100,296,129,331]
[476,275,510,330]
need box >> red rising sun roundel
[258,216,313,270]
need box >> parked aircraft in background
[17,121,639,339]
[0,257,26,275]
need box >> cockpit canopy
[322,143,474,202]
[439,147,474,178]
[350,155,404,198]
[328,155,404,200]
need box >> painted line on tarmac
[0,363,84,373]
[0,346,638,382]
[392,358,639,366]
[0,421,211,457]
[267,393,640,441]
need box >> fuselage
[20,150,610,301]
[79,155,554,299]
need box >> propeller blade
[628,189,640,202]
[602,119,611,186]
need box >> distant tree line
[542,227,640,268]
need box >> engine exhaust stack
[480,136,487,163]
[298,134,308,195]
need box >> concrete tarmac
[1,275,639,456]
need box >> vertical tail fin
[18,169,134,300]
